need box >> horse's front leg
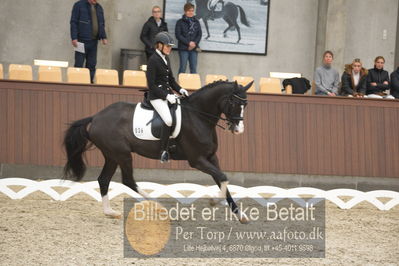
[203,19,211,39]
[190,155,249,224]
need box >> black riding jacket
[146,51,181,100]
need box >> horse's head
[222,81,253,134]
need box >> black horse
[187,0,250,43]
[63,81,253,223]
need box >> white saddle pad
[132,102,182,140]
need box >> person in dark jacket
[366,56,394,99]
[146,32,189,163]
[70,0,107,83]
[175,3,202,74]
[140,6,168,60]
[390,66,399,99]
[340,58,368,97]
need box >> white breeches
[150,99,173,127]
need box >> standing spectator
[70,0,107,83]
[390,65,399,99]
[366,56,394,99]
[175,3,202,74]
[340,58,368,97]
[314,51,340,96]
[140,6,168,60]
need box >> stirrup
[160,150,169,163]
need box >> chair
[285,85,293,94]
[8,64,33,81]
[67,67,91,84]
[178,73,201,90]
[38,66,62,82]
[311,80,316,95]
[259,77,282,94]
[123,70,147,87]
[95,69,119,85]
[0,64,3,79]
[205,74,228,84]
[232,76,256,92]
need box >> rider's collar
[156,49,167,65]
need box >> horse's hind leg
[235,23,241,43]
[117,152,150,199]
[97,158,119,218]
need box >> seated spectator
[340,58,367,97]
[314,51,340,96]
[366,56,394,99]
[390,66,399,99]
[140,6,168,60]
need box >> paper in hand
[74,42,85,54]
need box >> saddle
[133,92,182,141]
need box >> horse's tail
[237,5,250,27]
[63,116,93,181]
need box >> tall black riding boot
[160,125,171,163]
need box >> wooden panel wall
[1,80,399,178]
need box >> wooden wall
[1,80,399,178]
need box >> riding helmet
[154,32,175,46]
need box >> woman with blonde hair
[340,58,368,97]
[366,56,394,99]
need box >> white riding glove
[166,94,177,104]
[180,88,189,97]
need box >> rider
[146,31,189,163]
[209,0,224,21]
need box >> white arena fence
[0,178,398,211]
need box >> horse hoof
[209,198,222,206]
[238,212,250,224]
[104,211,121,219]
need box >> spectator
[390,65,399,99]
[314,51,340,96]
[140,6,168,60]
[340,58,367,97]
[70,0,107,83]
[366,56,394,99]
[175,3,202,74]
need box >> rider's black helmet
[154,31,175,46]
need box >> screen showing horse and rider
[164,0,270,54]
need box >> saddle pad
[133,103,182,140]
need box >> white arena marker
[0,178,398,211]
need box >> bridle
[180,92,248,130]
[223,93,247,121]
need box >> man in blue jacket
[175,3,202,74]
[70,0,108,83]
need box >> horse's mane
[189,80,234,98]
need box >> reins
[177,93,246,130]
[177,101,228,130]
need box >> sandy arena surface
[0,191,398,266]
